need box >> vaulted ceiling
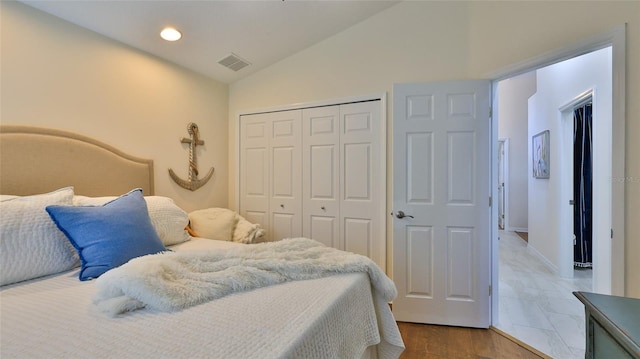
[20,1,398,84]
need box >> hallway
[495,230,592,359]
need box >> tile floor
[495,230,593,359]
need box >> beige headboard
[0,126,154,196]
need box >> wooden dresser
[574,291,640,359]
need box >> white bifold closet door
[239,100,383,270]
[239,110,302,242]
[303,102,383,264]
[302,106,341,248]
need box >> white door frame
[489,25,626,324]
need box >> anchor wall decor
[169,122,214,191]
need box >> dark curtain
[573,103,593,268]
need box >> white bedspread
[0,238,405,359]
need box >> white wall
[497,72,536,231]
[528,47,612,286]
[3,0,638,296]
[1,1,229,212]
[228,1,640,297]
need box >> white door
[239,113,270,232]
[268,110,302,241]
[302,101,385,270]
[392,80,492,328]
[302,106,340,248]
[340,102,384,269]
[239,110,302,242]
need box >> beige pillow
[73,195,191,246]
[144,196,191,246]
[233,215,266,244]
[188,208,238,242]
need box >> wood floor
[514,231,529,242]
[397,322,547,359]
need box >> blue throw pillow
[46,189,166,281]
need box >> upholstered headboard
[0,126,154,196]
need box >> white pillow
[71,195,116,206]
[188,208,238,242]
[145,197,191,246]
[233,214,266,244]
[0,187,80,286]
[73,195,190,246]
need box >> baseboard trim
[526,243,559,274]
[490,326,552,359]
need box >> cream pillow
[145,196,191,246]
[73,195,191,246]
[188,208,238,241]
[0,187,80,286]
[233,215,266,244]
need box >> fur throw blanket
[94,238,397,316]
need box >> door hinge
[489,285,492,296]
[611,228,613,238]
[489,107,493,117]
[489,196,492,207]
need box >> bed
[0,125,404,358]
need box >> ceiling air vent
[218,53,251,72]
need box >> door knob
[396,210,414,219]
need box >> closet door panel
[244,210,268,233]
[240,99,383,268]
[239,114,270,226]
[244,148,268,196]
[271,212,298,241]
[303,106,340,247]
[309,145,335,198]
[340,102,383,267]
[272,147,296,197]
[269,110,302,241]
[309,216,338,248]
[343,143,371,200]
[344,217,371,256]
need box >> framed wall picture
[532,130,550,179]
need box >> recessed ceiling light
[160,27,182,42]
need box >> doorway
[560,93,596,274]
[555,80,614,288]
[491,27,626,325]
[494,30,624,358]
[572,101,593,269]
